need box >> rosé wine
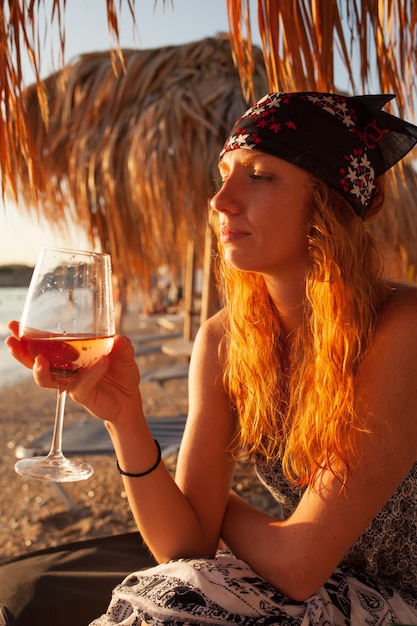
[21,332,114,382]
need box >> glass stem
[48,387,67,459]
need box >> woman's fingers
[7,320,20,338]
[5,333,34,370]
[68,336,141,421]
[32,354,60,388]
[69,356,111,402]
[104,335,141,388]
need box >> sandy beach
[0,310,280,564]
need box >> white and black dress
[89,460,417,625]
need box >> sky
[0,0,251,266]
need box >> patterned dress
[89,460,417,626]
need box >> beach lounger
[15,414,187,509]
[133,330,182,355]
[15,414,187,461]
[140,362,189,414]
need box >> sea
[0,286,32,389]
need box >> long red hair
[210,177,388,487]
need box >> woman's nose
[210,178,241,215]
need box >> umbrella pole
[183,239,195,341]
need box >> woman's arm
[221,289,417,601]
[105,312,237,561]
[6,312,236,562]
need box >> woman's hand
[5,320,141,424]
[68,334,142,423]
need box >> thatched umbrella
[5,36,268,298]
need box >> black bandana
[220,92,417,218]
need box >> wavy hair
[210,178,389,487]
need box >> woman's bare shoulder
[363,282,417,384]
[357,282,417,464]
[194,308,228,349]
[378,283,417,327]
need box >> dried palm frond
[226,0,417,117]
[6,36,267,285]
[0,0,130,201]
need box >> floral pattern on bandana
[221,93,292,153]
[341,149,376,207]
[303,94,377,207]
[304,93,357,128]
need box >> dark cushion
[0,532,155,626]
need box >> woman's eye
[214,178,224,191]
[249,173,272,181]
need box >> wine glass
[14,247,115,482]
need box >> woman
[7,91,417,625]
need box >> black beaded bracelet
[116,439,162,478]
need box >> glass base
[14,455,94,482]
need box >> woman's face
[211,149,313,280]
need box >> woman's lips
[219,228,249,244]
